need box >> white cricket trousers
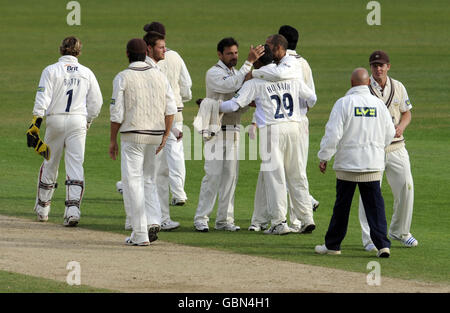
[194,132,239,227]
[121,140,162,244]
[165,122,187,201]
[259,121,314,227]
[359,146,414,246]
[155,148,171,224]
[35,115,86,218]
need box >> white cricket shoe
[377,247,391,258]
[248,223,269,231]
[161,219,180,231]
[390,233,418,247]
[194,222,209,232]
[116,181,123,195]
[364,243,378,252]
[315,244,341,255]
[63,216,80,227]
[170,198,186,206]
[215,223,240,231]
[264,223,291,235]
[124,237,150,246]
[289,223,302,233]
[35,205,50,222]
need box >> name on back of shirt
[266,81,291,94]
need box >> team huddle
[26,22,418,257]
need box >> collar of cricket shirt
[370,75,391,94]
[59,55,78,63]
[145,56,160,69]
[346,85,371,96]
[128,61,152,71]
[217,60,235,75]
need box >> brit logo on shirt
[405,99,412,108]
[110,99,116,105]
[355,107,377,117]
[37,86,45,92]
[65,64,78,73]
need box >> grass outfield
[0,270,114,293]
[0,0,449,289]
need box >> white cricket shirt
[33,55,103,122]
[221,65,316,128]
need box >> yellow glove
[26,116,43,146]
[26,116,50,160]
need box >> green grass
[0,270,115,293]
[0,0,449,290]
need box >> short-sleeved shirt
[369,75,412,142]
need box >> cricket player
[109,38,176,246]
[29,36,103,226]
[316,68,395,257]
[359,51,417,250]
[220,45,317,235]
[144,22,192,231]
[193,37,264,232]
[249,34,316,233]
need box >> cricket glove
[26,116,51,160]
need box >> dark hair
[143,22,166,35]
[278,25,298,50]
[127,38,147,63]
[267,34,288,51]
[217,37,238,53]
[143,31,165,47]
[258,44,274,66]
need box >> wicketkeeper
[28,36,103,226]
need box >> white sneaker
[248,224,262,231]
[377,247,390,258]
[63,216,80,227]
[315,244,341,255]
[116,181,123,195]
[161,219,180,231]
[124,237,149,246]
[147,224,160,242]
[390,233,418,247]
[289,223,302,233]
[170,198,186,206]
[215,223,240,231]
[35,205,50,222]
[364,243,378,252]
[264,223,291,235]
[194,222,209,232]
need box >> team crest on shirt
[405,99,412,107]
[234,93,240,98]
[355,107,377,117]
[110,99,116,105]
[37,86,45,92]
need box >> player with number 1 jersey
[31,36,103,227]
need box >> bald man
[315,68,395,257]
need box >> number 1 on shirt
[66,89,73,112]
